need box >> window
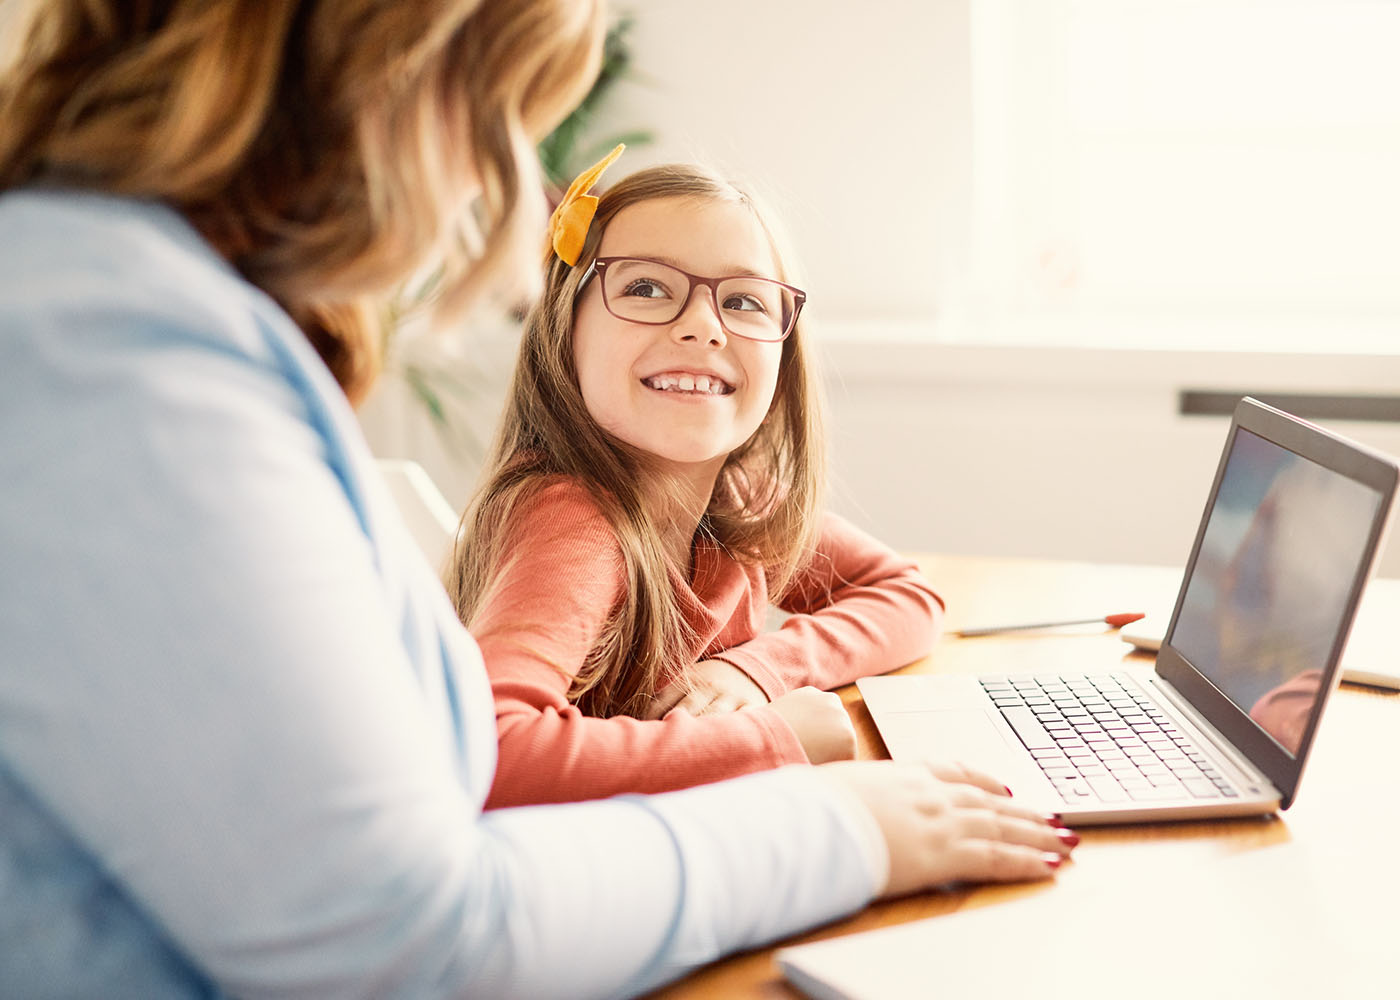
[960,0,1400,352]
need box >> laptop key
[1181,777,1222,798]
[1000,707,1058,750]
[1058,779,1094,799]
[1127,784,1189,801]
[1084,775,1129,802]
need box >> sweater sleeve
[472,483,808,808]
[712,512,945,697]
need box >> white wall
[604,0,973,325]
[820,343,1400,577]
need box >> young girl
[447,152,946,809]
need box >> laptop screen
[1169,428,1384,756]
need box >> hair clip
[547,143,625,266]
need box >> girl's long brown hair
[0,0,605,404]
[447,164,827,718]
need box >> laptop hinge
[1138,674,1278,794]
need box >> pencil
[953,612,1145,638]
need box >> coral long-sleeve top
[472,480,945,808]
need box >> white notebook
[777,847,1389,1000]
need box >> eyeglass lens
[599,258,796,342]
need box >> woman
[0,3,1073,998]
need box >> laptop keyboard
[979,673,1241,805]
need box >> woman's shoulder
[0,187,346,417]
[2,190,232,290]
[0,188,289,354]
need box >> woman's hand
[642,659,769,719]
[765,686,857,763]
[817,759,1076,898]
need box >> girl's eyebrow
[626,253,768,279]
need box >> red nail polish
[1043,853,1063,869]
[1056,829,1080,848]
[1002,785,1014,797]
[1044,813,1063,826]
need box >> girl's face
[571,196,786,492]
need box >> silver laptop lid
[1154,397,1397,808]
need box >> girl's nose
[670,288,728,347]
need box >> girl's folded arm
[713,512,945,694]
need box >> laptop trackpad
[871,710,1053,801]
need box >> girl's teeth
[645,374,729,394]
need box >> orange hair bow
[547,143,625,266]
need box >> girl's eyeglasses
[579,256,805,343]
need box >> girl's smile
[641,369,736,396]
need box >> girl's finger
[691,696,729,717]
[641,686,685,720]
[675,690,721,716]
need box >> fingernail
[1043,852,1063,869]
[1002,785,1014,797]
[1043,813,1063,826]
[1056,829,1080,848]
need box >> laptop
[857,397,1397,824]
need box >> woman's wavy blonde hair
[0,0,605,403]
[447,164,827,718]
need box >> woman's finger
[987,812,1078,855]
[924,759,1013,797]
[936,801,1067,851]
[943,839,1066,884]
[984,793,1068,829]
[939,777,1065,828]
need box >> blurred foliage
[394,12,651,458]
[537,12,652,194]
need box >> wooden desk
[649,554,1400,999]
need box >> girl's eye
[621,278,671,299]
[722,292,768,314]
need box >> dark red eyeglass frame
[579,255,807,342]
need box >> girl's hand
[817,759,1075,898]
[642,659,768,719]
[766,686,857,764]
